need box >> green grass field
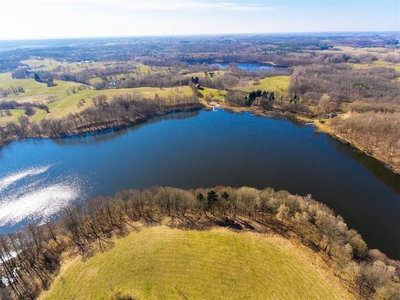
[1,71,194,124]
[0,72,79,102]
[0,109,25,123]
[198,87,226,100]
[41,227,342,300]
[183,71,226,78]
[21,59,135,73]
[237,75,290,98]
[37,85,193,121]
[21,59,72,71]
[350,61,400,72]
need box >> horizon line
[1,30,399,42]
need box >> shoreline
[294,114,400,176]
[1,101,399,176]
[0,104,204,148]
[208,102,400,175]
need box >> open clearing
[0,72,80,102]
[34,85,193,121]
[21,59,73,71]
[237,75,290,98]
[350,61,400,72]
[41,226,343,300]
[0,70,193,124]
[198,87,226,99]
[21,59,139,74]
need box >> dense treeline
[225,89,275,108]
[330,113,400,169]
[289,64,400,106]
[0,86,25,98]
[286,64,400,172]
[0,93,202,146]
[0,186,398,299]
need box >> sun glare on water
[0,166,81,227]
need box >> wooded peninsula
[1,185,399,299]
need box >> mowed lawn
[41,227,342,300]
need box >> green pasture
[237,75,290,98]
[21,59,72,71]
[183,70,225,78]
[135,63,169,75]
[0,109,25,124]
[87,76,103,85]
[41,227,341,300]
[42,85,192,120]
[350,61,400,72]
[21,59,144,75]
[3,84,193,122]
[198,87,226,99]
[0,72,80,102]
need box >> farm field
[0,69,194,123]
[0,72,80,102]
[236,75,290,98]
[31,85,193,121]
[40,226,343,300]
[350,61,400,72]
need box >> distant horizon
[1,30,399,43]
[1,0,398,41]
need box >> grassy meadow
[350,61,400,72]
[21,59,73,71]
[34,85,193,121]
[183,70,226,78]
[237,75,290,98]
[0,69,194,124]
[0,109,25,123]
[198,87,226,100]
[21,59,134,73]
[0,72,79,102]
[40,226,343,300]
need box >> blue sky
[0,0,399,40]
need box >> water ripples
[0,166,81,227]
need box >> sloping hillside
[40,226,346,300]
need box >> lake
[214,62,285,72]
[0,109,399,259]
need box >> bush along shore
[0,186,399,299]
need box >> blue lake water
[214,63,279,71]
[0,109,399,259]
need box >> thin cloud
[6,0,277,11]
[93,0,277,11]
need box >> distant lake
[0,109,399,259]
[214,62,284,72]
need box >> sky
[0,0,399,40]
